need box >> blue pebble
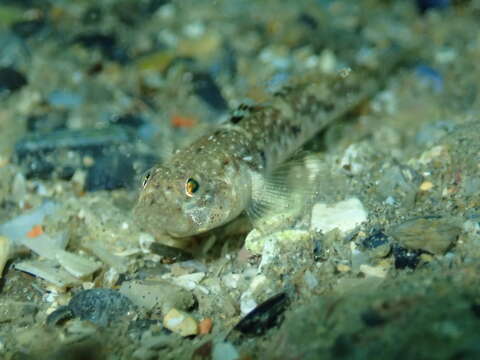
[48,90,83,108]
[414,64,444,93]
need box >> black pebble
[192,72,228,112]
[392,244,422,269]
[362,230,389,249]
[233,292,290,336]
[0,66,27,93]
[74,33,129,64]
[48,289,135,327]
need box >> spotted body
[134,48,408,241]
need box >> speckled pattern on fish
[134,48,410,243]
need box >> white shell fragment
[163,308,198,337]
[55,250,101,278]
[84,242,128,273]
[310,198,368,234]
[22,232,68,260]
[14,259,81,288]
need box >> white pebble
[310,198,368,234]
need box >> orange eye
[185,178,199,197]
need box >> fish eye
[142,171,151,188]
[185,178,199,197]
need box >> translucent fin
[246,152,325,234]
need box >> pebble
[415,64,443,93]
[361,230,391,258]
[198,317,213,334]
[47,90,84,109]
[119,280,195,313]
[359,264,388,278]
[419,181,434,191]
[310,198,368,234]
[47,288,135,326]
[392,245,422,270]
[389,217,460,255]
[74,32,129,64]
[234,292,289,336]
[0,66,27,94]
[0,236,12,277]
[163,308,198,337]
[212,342,239,360]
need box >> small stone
[336,264,351,273]
[234,293,289,336]
[0,66,27,93]
[212,342,239,360]
[0,236,12,277]
[163,308,198,337]
[198,317,213,334]
[361,231,391,258]
[392,245,421,269]
[390,217,460,254]
[47,288,135,326]
[359,264,388,278]
[419,181,434,191]
[120,280,195,313]
[310,198,368,234]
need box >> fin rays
[246,153,324,233]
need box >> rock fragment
[0,236,12,277]
[47,289,135,326]
[0,66,27,93]
[310,198,368,234]
[163,308,198,337]
[390,217,460,254]
[119,280,195,313]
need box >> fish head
[134,154,251,238]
